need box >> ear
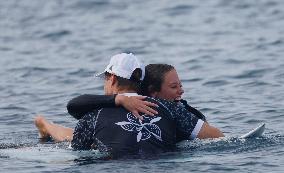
[110,74,117,86]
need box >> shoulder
[179,99,206,121]
[144,97,187,119]
[145,97,177,109]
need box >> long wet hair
[141,64,175,96]
[105,68,142,93]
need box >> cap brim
[94,71,105,79]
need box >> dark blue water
[0,0,283,172]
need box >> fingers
[137,105,158,116]
[130,96,159,108]
[131,104,158,120]
[145,106,158,115]
[139,109,155,116]
[138,102,159,115]
[127,96,160,119]
[141,101,158,115]
[132,111,143,120]
[142,101,158,108]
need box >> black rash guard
[67,94,206,121]
[71,97,202,158]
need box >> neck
[113,88,137,94]
[117,89,136,94]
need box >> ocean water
[0,0,283,172]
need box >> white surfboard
[240,123,265,139]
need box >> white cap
[95,53,145,80]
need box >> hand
[115,95,158,120]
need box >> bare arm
[197,122,224,139]
[157,98,224,141]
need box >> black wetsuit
[70,96,202,158]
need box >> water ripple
[162,4,195,16]
[40,30,71,40]
[232,68,272,79]
[73,0,110,10]
[203,80,230,87]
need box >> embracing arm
[168,101,224,140]
[197,122,224,139]
[178,100,224,138]
[67,94,116,120]
[67,94,158,120]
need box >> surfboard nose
[240,123,265,139]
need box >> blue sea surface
[0,0,283,172]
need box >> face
[152,69,184,101]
